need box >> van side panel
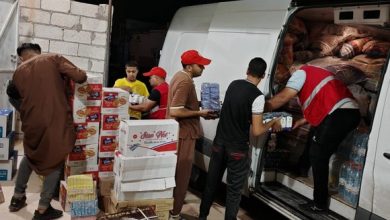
[159,0,291,140]
[159,4,218,78]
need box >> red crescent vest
[299,65,354,126]
[149,82,169,119]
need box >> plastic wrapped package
[339,37,372,58]
[201,83,220,112]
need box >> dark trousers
[199,144,250,220]
[310,109,360,208]
[14,156,63,209]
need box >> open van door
[0,0,18,109]
[359,62,390,220]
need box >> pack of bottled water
[338,130,368,207]
[339,161,363,207]
[350,132,369,165]
[201,83,220,112]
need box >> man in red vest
[129,67,169,119]
[266,65,360,213]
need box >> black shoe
[32,205,63,220]
[9,196,27,212]
[299,202,327,214]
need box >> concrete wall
[18,0,110,76]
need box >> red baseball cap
[181,50,211,65]
[143,67,167,79]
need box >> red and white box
[65,164,99,181]
[118,120,178,157]
[86,106,101,123]
[86,122,99,145]
[66,144,98,167]
[99,157,115,178]
[70,96,88,123]
[100,113,128,136]
[74,123,88,145]
[99,135,118,158]
[75,74,103,106]
[101,88,129,114]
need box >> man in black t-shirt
[199,57,281,220]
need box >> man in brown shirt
[8,43,87,220]
[167,50,217,218]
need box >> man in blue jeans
[199,57,281,220]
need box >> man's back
[215,79,262,150]
[13,53,86,175]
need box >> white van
[159,0,390,219]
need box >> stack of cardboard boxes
[98,88,129,178]
[107,119,179,220]
[0,109,17,181]
[66,74,104,181]
[60,174,98,219]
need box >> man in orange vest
[266,65,360,213]
[129,67,169,119]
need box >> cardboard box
[119,120,178,157]
[74,123,88,145]
[109,191,173,216]
[86,106,101,123]
[67,145,98,167]
[99,176,114,197]
[0,131,15,160]
[60,181,70,211]
[114,151,176,182]
[98,135,118,158]
[0,150,17,181]
[86,123,99,145]
[113,177,175,201]
[0,109,13,138]
[74,73,103,107]
[65,165,99,181]
[71,96,87,123]
[101,88,129,114]
[100,113,128,136]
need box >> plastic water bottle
[339,161,352,200]
[351,133,369,165]
[349,164,363,207]
[343,161,355,204]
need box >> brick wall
[18,0,111,76]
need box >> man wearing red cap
[167,50,217,219]
[129,67,169,119]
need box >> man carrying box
[129,67,169,119]
[8,43,87,220]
